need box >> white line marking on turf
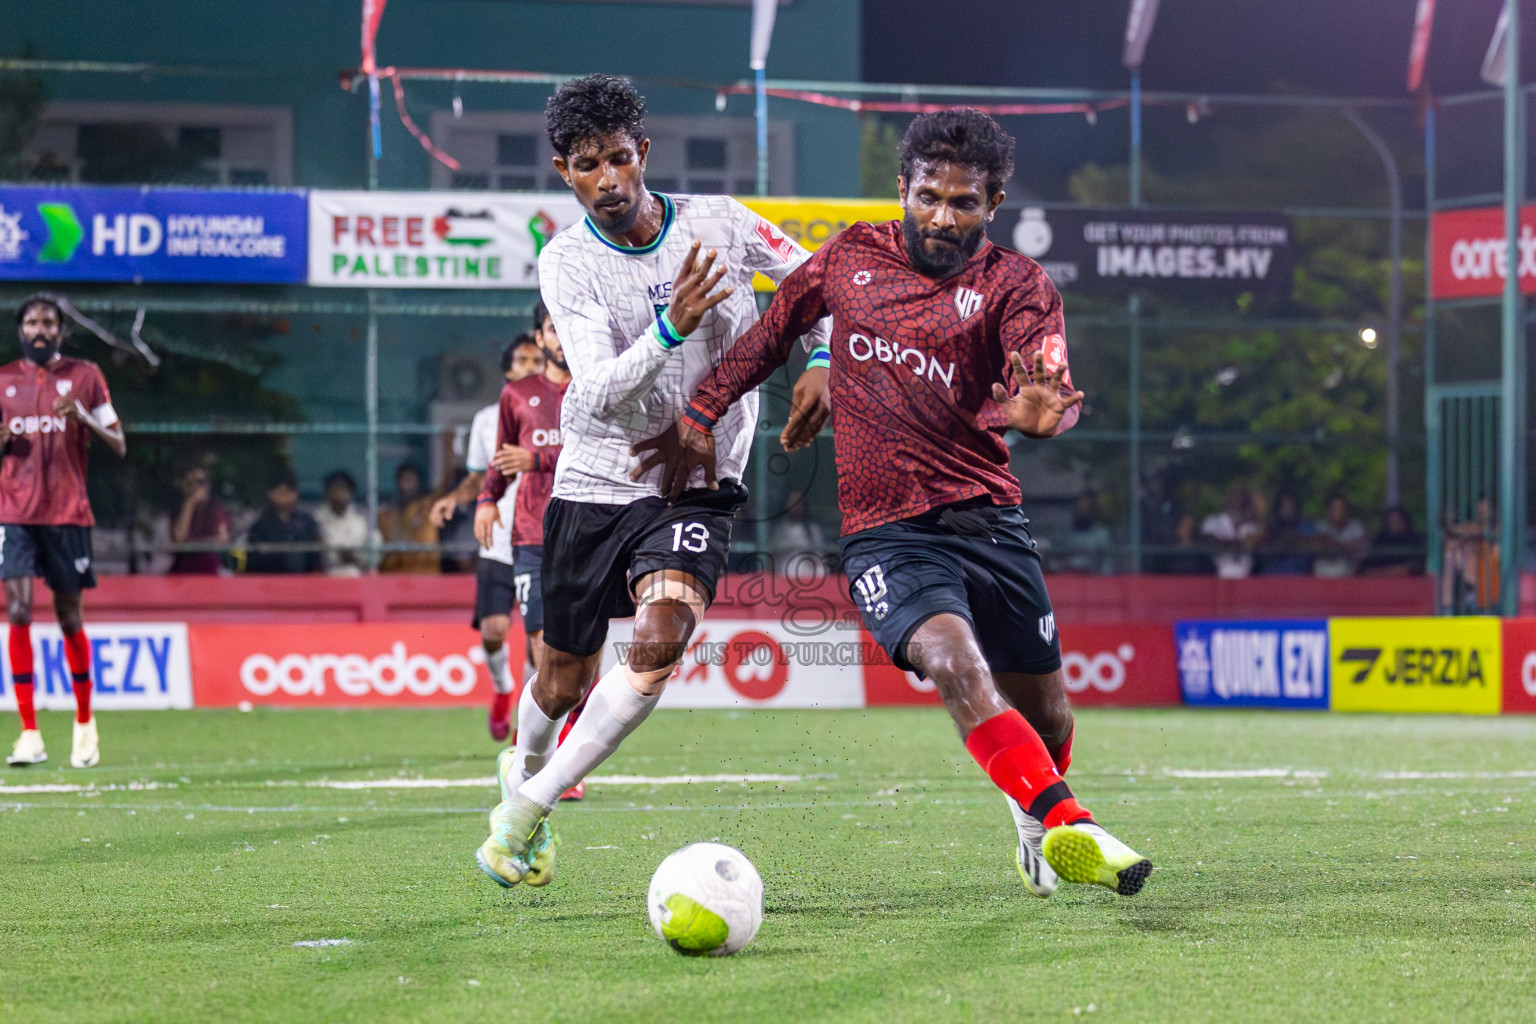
[0,781,170,795]
[1373,770,1536,780]
[304,772,818,790]
[292,939,352,948]
[1161,768,1327,779]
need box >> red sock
[1050,726,1074,775]
[965,710,1093,829]
[9,625,36,730]
[490,690,512,721]
[63,630,92,724]
[556,696,585,746]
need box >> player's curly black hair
[15,292,63,325]
[545,74,647,158]
[898,108,1015,199]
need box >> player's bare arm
[491,443,534,475]
[990,350,1084,439]
[54,394,126,457]
[430,470,486,527]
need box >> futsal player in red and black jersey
[2,295,127,769]
[670,110,1152,898]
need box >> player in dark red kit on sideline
[474,306,587,799]
[2,294,127,768]
[670,110,1152,898]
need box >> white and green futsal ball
[647,843,764,956]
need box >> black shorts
[541,479,748,658]
[0,524,97,593]
[839,500,1060,677]
[512,544,544,633]
[472,557,518,630]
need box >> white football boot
[1005,795,1059,898]
[1043,821,1154,896]
[71,718,99,768]
[7,728,47,766]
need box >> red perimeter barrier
[37,572,1438,625]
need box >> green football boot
[1042,823,1153,896]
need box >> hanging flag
[1481,6,1509,86]
[361,0,388,74]
[1406,0,1437,92]
[1122,0,1161,71]
[750,0,778,71]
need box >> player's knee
[480,620,508,648]
[536,648,590,713]
[628,597,697,675]
[6,601,31,627]
[916,647,989,693]
[53,596,82,635]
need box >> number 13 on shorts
[671,522,709,553]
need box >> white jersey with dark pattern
[538,192,829,505]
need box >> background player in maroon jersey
[2,294,126,769]
[672,110,1153,899]
[472,308,587,799]
[432,331,545,740]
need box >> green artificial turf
[1,707,1532,1023]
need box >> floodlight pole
[755,67,769,195]
[1128,68,1144,572]
[1342,108,1403,507]
[1499,0,1525,616]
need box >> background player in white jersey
[431,334,544,739]
[475,75,831,888]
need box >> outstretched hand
[630,423,717,501]
[667,239,734,337]
[780,365,830,452]
[990,350,1084,438]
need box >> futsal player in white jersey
[475,74,832,887]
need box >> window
[19,102,294,186]
[429,112,794,195]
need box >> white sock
[485,643,512,695]
[518,662,660,810]
[511,675,566,786]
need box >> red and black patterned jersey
[689,219,1078,536]
[0,356,117,527]
[479,373,567,546]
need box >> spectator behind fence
[1257,490,1314,576]
[167,462,228,574]
[316,470,370,576]
[1359,505,1426,576]
[1312,494,1368,578]
[1057,490,1115,574]
[1201,486,1262,579]
[244,469,321,574]
[770,489,833,579]
[1151,511,1215,575]
[1441,497,1499,611]
[378,462,439,574]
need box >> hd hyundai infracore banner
[0,185,308,284]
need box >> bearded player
[2,294,127,768]
[473,74,830,887]
[673,110,1152,898]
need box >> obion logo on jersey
[530,428,561,447]
[8,414,69,436]
[189,624,517,707]
[847,333,957,388]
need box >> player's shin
[9,625,36,731]
[965,710,1093,829]
[518,661,661,810]
[485,643,512,695]
[509,675,567,787]
[63,629,92,724]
